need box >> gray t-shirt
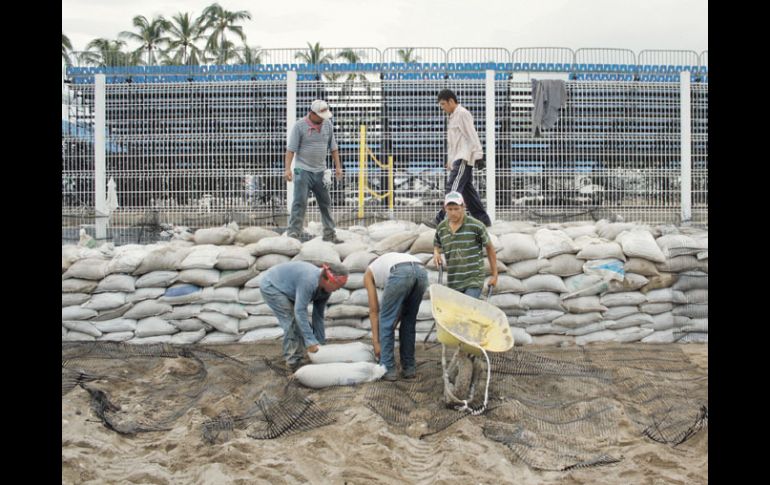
[287,117,338,172]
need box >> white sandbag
[639,302,673,315]
[202,302,249,319]
[672,304,708,319]
[308,342,375,364]
[63,258,110,280]
[62,306,97,321]
[521,292,563,311]
[409,229,437,254]
[160,284,203,304]
[576,330,620,345]
[522,274,567,293]
[367,220,418,242]
[255,254,291,271]
[63,331,96,342]
[562,274,607,297]
[245,304,274,316]
[294,362,387,388]
[199,287,240,303]
[344,272,365,290]
[198,311,240,334]
[484,275,525,294]
[334,240,370,260]
[95,274,136,293]
[215,267,260,288]
[488,220,537,236]
[605,273,649,293]
[238,288,263,304]
[606,313,654,329]
[641,273,679,293]
[124,300,172,319]
[133,246,192,275]
[539,254,585,277]
[82,292,127,311]
[324,326,370,340]
[239,315,280,331]
[534,229,577,259]
[326,319,365,328]
[178,269,220,287]
[624,258,661,277]
[371,231,420,255]
[62,279,98,294]
[328,288,350,305]
[135,271,178,288]
[672,272,708,291]
[253,236,303,257]
[615,327,654,343]
[105,245,151,275]
[656,255,707,273]
[641,329,677,343]
[642,312,676,331]
[676,332,708,343]
[62,293,89,307]
[507,259,551,279]
[128,335,173,345]
[697,251,708,260]
[180,245,223,269]
[518,309,565,325]
[127,287,166,303]
[645,288,675,303]
[595,220,638,240]
[234,227,280,245]
[169,329,207,344]
[603,306,639,321]
[91,303,133,321]
[525,323,570,335]
[172,318,209,332]
[165,304,203,320]
[510,327,532,345]
[194,227,236,245]
[496,233,539,263]
[61,245,83,270]
[197,332,240,344]
[62,320,102,337]
[616,230,666,263]
[346,288,377,307]
[562,296,608,314]
[600,291,646,307]
[679,318,708,333]
[344,251,379,273]
[531,335,575,346]
[97,332,134,342]
[294,239,342,266]
[93,318,137,333]
[563,224,597,239]
[238,327,284,342]
[552,312,603,329]
[566,321,609,336]
[681,289,708,304]
[488,293,525,310]
[483,258,508,276]
[655,234,705,258]
[503,307,527,317]
[326,305,371,319]
[135,317,179,337]
[576,242,626,261]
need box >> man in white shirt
[427,89,492,228]
[363,252,429,381]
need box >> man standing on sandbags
[260,261,349,371]
[433,191,498,299]
[425,89,492,228]
[363,253,429,381]
[284,99,344,244]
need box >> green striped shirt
[434,215,490,291]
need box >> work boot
[382,368,398,381]
[322,234,344,244]
[401,367,416,379]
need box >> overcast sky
[62,0,707,55]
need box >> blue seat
[513,62,522,70]
[623,74,634,81]
[576,73,585,80]
[496,62,506,71]
[545,63,555,71]
[576,63,587,72]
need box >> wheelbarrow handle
[438,263,443,285]
[486,284,495,302]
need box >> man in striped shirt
[433,191,498,299]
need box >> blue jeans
[379,262,429,372]
[288,168,336,239]
[461,287,482,299]
[260,279,325,365]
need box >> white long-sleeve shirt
[446,104,483,167]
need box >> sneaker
[322,235,344,244]
[401,368,416,379]
[382,368,398,381]
[288,232,314,242]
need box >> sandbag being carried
[294,362,387,388]
[308,342,376,364]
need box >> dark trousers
[435,159,491,226]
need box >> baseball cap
[444,191,465,206]
[310,99,333,120]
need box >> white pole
[485,69,496,224]
[286,70,297,215]
[680,71,692,223]
[94,74,107,240]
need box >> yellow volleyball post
[358,125,366,219]
[388,155,394,215]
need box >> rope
[441,343,492,416]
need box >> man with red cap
[260,261,349,371]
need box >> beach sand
[62,342,707,484]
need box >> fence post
[485,69,496,223]
[94,74,107,240]
[286,70,297,216]
[680,71,692,223]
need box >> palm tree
[62,33,73,66]
[397,48,420,63]
[82,38,140,67]
[337,48,367,81]
[201,3,252,64]
[235,44,265,65]
[295,42,334,65]
[119,15,170,65]
[163,12,207,66]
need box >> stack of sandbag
[294,341,386,388]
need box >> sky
[62,0,707,55]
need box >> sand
[62,342,707,484]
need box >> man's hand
[307,344,319,353]
[373,341,381,360]
[433,252,443,269]
[335,165,343,181]
[488,274,498,288]
[284,168,293,182]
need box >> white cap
[444,191,465,206]
[310,99,333,120]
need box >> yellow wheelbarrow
[423,265,514,415]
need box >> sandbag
[606,313,654,329]
[371,231,420,255]
[234,227,280,245]
[127,288,166,303]
[488,293,525,310]
[160,284,203,304]
[522,274,567,294]
[135,271,178,288]
[255,254,291,271]
[95,274,136,293]
[62,306,98,321]
[62,320,102,337]
[640,273,679,293]
[324,326,370,340]
[672,304,708,319]
[63,258,110,280]
[124,300,172,319]
[180,245,223,269]
[520,292,563,311]
[552,312,603,329]
[294,239,342,265]
[97,332,134,342]
[517,309,564,325]
[199,287,240,303]
[326,305,370,319]
[605,273,649,293]
[199,332,241,344]
[409,229,437,254]
[344,273,365,290]
[193,226,236,245]
[484,275,525,294]
[641,329,677,344]
[178,269,220,287]
[308,342,375,364]
[238,288,264,304]
[133,246,192,275]
[164,304,203,320]
[539,254,584,277]
[62,293,90,307]
[62,279,98,294]
[215,267,260,288]
[202,302,249,319]
[496,233,539,263]
[600,291,646,307]
[128,335,173,345]
[171,318,209,332]
[534,229,577,259]
[252,236,302,257]
[93,318,137,333]
[238,327,284,342]
[344,251,379,273]
[82,292,127,311]
[616,230,666,263]
[602,306,638,321]
[624,258,661,277]
[656,255,707,273]
[507,259,550,279]
[576,242,626,261]
[169,329,207,345]
[561,296,608,314]
[672,272,707,291]
[198,311,240,334]
[135,317,178,337]
[239,315,280,331]
[639,302,674,315]
[294,362,387,388]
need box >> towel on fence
[531,79,567,137]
